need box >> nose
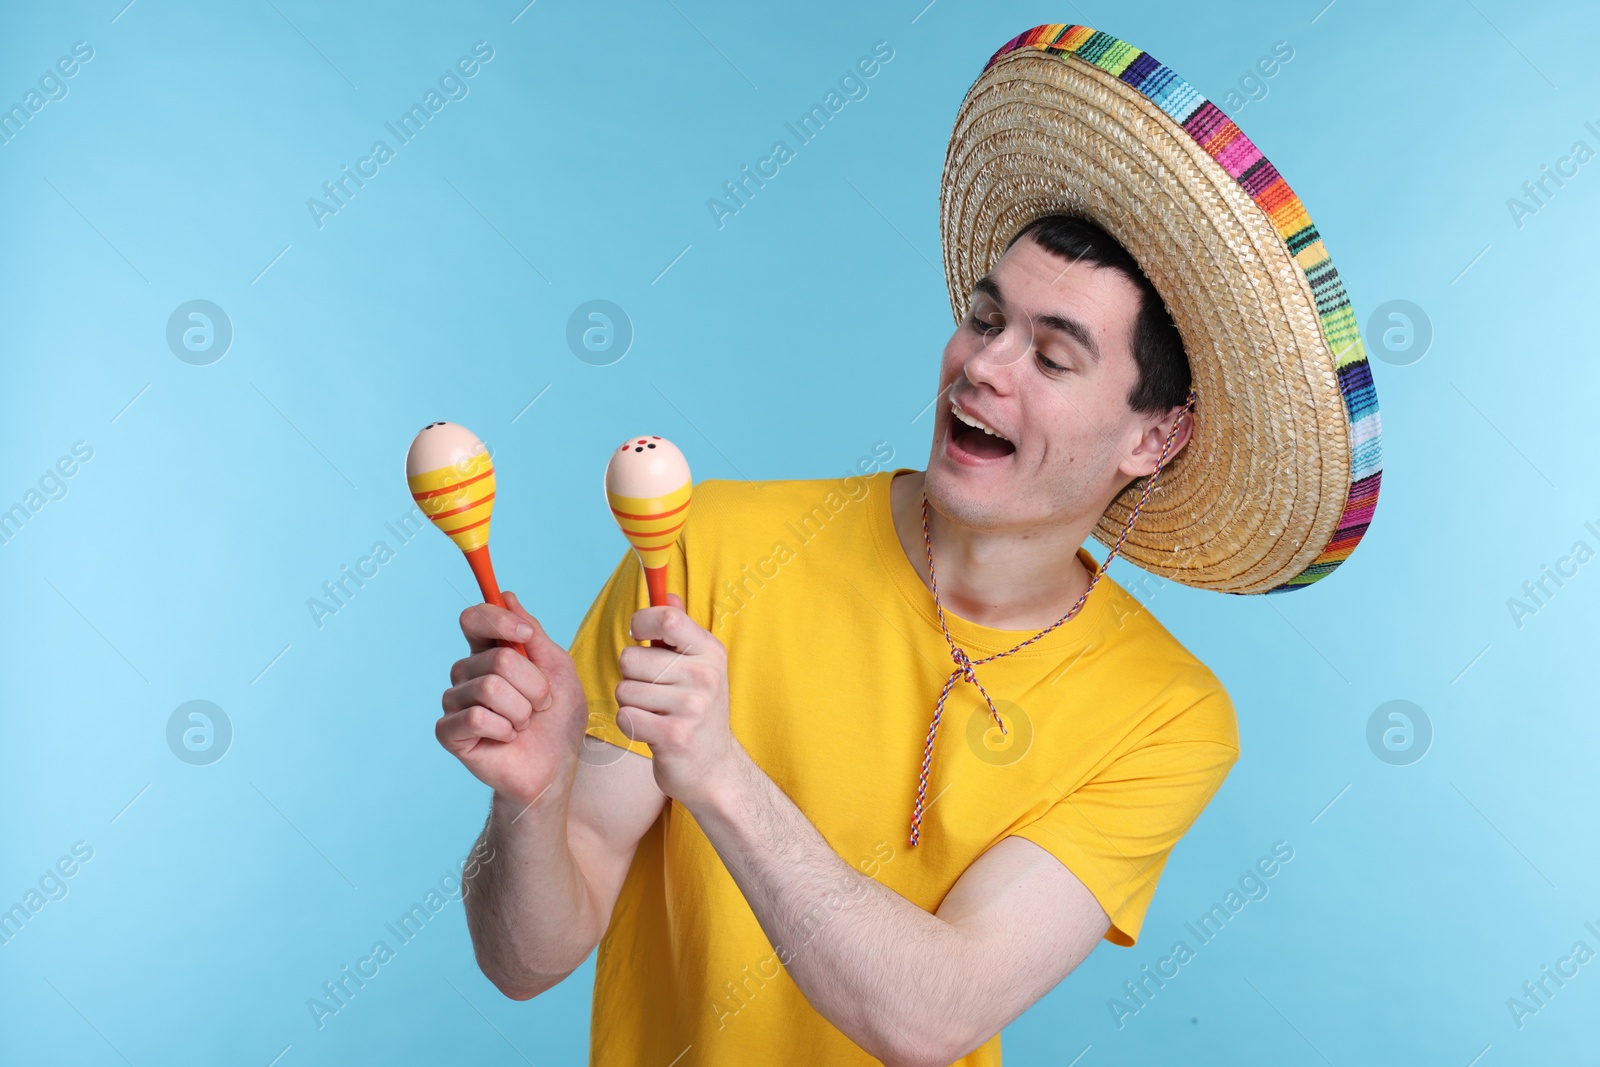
[962,319,1031,393]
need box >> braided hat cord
[908,388,1196,846]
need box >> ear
[1116,401,1194,482]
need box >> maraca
[605,435,691,648]
[406,421,526,658]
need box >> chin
[922,458,1013,530]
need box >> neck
[888,470,1096,631]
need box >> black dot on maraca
[647,443,656,449]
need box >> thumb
[665,593,684,610]
[502,591,558,660]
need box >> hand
[436,591,589,810]
[616,593,745,808]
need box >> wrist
[688,739,756,827]
[491,775,567,827]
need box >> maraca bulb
[605,435,691,569]
[406,421,497,554]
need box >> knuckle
[480,673,509,705]
[489,646,520,676]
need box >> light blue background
[2,0,1596,1063]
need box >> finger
[436,706,517,748]
[617,643,696,686]
[443,673,534,730]
[505,591,568,673]
[614,678,692,717]
[451,645,554,711]
[613,704,666,748]
[460,602,535,655]
[628,604,710,653]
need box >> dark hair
[1005,214,1190,415]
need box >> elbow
[488,973,543,1002]
[868,1021,976,1067]
[473,946,564,1002]
[877,1045,955,1067]
[482,965,561,1002]
[498,984,546,1003]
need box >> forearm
[463,780,605,999]
[687,749,981,1066]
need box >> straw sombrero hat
[940,24,1383,595]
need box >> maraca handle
[643,564,669,649]
[464,546,529,659]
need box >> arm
[697,758,1110,1066]
[437,592,666,999]
[618,598,1111,1067]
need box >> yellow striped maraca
[406,421,525,658]
[605,435,691,647]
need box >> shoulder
[1096,582,1240,751]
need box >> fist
[436,591,589,809]
[614,593,744,807]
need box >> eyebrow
[972,275,1103,365]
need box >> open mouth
[948,402,1017,460]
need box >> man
[434,23,1381,1067]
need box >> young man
[434,23,1381,1067]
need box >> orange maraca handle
[464,545,528,659]
[644,564,669,649]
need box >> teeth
[951,402,1010,442]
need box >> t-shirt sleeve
[569,534,692,762]
[1009,686,1239,947]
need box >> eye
[966,312,1002,336]
[1036,351,1068,373]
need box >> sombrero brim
[939,25,1382,594]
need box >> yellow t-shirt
[570,468,1239,1066]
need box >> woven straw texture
[939,25,1382,594]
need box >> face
[925,233,1189,534]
